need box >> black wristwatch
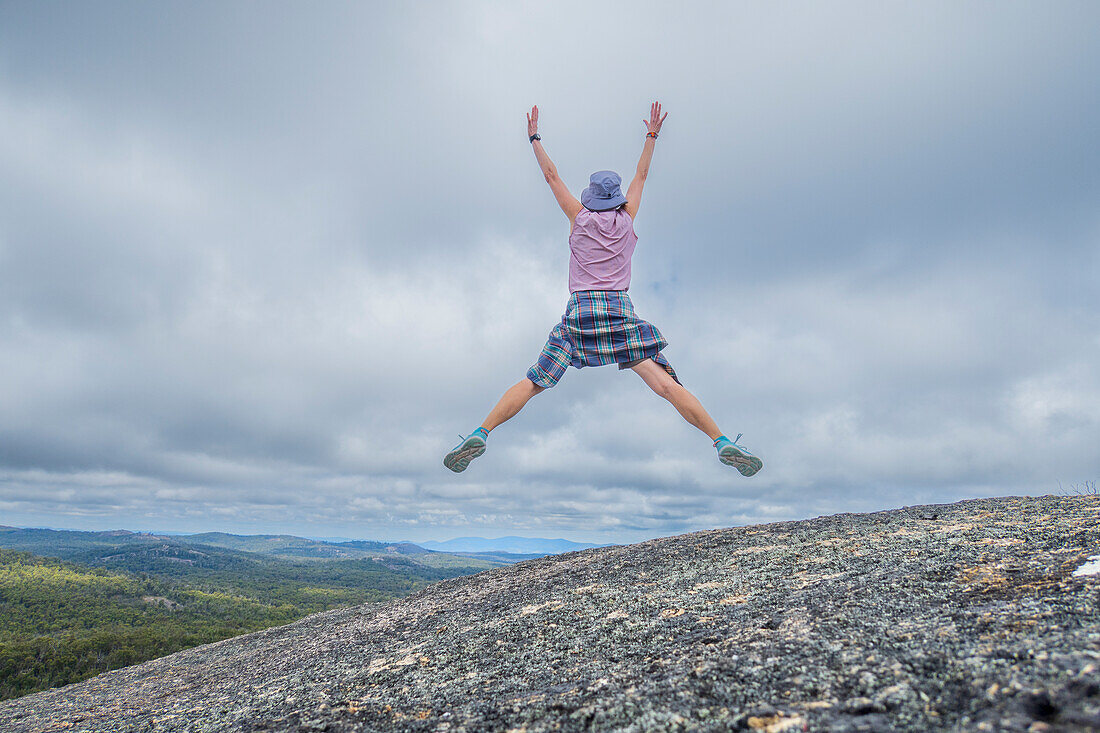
[529,133,541,142]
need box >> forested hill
[0,547,267,700]
[0,530,504,701]
[1,495,1097,731]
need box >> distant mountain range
[0,521,616,556]
[417,536,614,554]
[0,527,600,565]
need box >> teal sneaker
[444,428,488,473]
[715,433,762,477]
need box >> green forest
[0,530,501,701]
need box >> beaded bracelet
[646,131,658,139]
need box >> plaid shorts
[526,290,681,389]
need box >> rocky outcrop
[2,495,1098,732]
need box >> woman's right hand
[527,105,539,138]
[643,101,668,136]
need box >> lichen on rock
[1,495,1098,732]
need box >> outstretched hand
[643,101,668,135]
[527,105,539,138]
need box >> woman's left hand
[527,105,539,138]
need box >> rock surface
[2,495,1098,732]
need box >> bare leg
[631,358,723,441]
[481,378,546,432]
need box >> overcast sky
[1,2,1098,545]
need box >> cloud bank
[1,2,1098,543]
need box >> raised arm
[624,101,668,221]
[527,105,582,223]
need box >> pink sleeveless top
[568,207,638,292]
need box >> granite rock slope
[1,495,1098,732]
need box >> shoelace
[715,433,746,448]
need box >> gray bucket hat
[581,170,627,211]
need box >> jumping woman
[444,102,762,477]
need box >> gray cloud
[1,1,1098,544]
